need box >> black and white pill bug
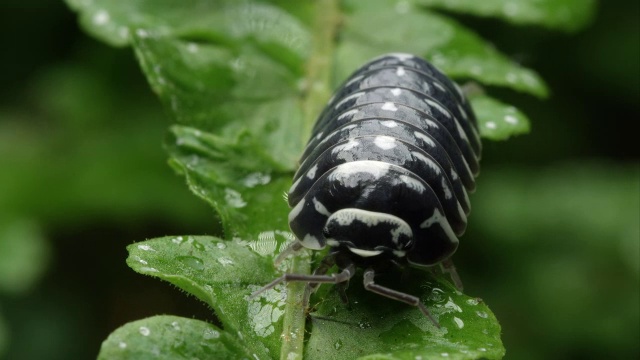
[252,53,481,325]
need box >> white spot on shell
[381,102,398,111]
[288,200,305,221]
[399,175,426,193]
[349,248,384,257]
[374,136,397,150]
[302,234,322,249]
[345,74,364,87]
[419,209,458,245]
[332,139,360,154]
[396,67,406,76]
[380,120,398,128]
[413,132,436,147]
[306,164,318,179]
[412,151,440,174]
[434,82,446,92]
[390,88,402,96]
[457,104,468,121]
[312,197,331,217]
[335,92,364,109]
[424,119,439,128]
[337,109,359,121]
[289,176,302,193]
[329,161,390,186]
[328,208,412,246]
[441,177,453,199]
[424,99,451,118]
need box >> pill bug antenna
[273,240,303,266]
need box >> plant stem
[282,1,340,359]
[279,252,310,360]
[301,0,341,143]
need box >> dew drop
[334,339,343,350]
[443,297,462,312]
[171,321,181,331]
[177,256,205,270]
[504,115,518,124]
[172,236,185,244]
[466,298,479,306]
[242,172,271,187]
[225,188,247,208]
[453,316,464,329]
[191,239,206,251]
[203,328,220,340]
[217,242,226,250]
[139,326,151,336]
[136,29,149,38]
[476,311,489,319]
[93,10,109,25]
[218,257,234,266]
[137,244,154,251]
[118,342,127,349]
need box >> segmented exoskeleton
[253,53,481,325]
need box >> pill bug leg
[440,258,464,291]
[362,268,440,328]
[249,261,356,300]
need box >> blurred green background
[0,0,637,359]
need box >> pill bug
[252,53,481,324]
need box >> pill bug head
[323,208,414,262]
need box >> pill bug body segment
[290,53,481,267]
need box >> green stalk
[300,0,341,140]
[281,1,341,359]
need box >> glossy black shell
[287,53,481,266]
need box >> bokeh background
[0,0,637,359]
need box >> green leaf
[131,27,308,170]
[128,236,505,360]
[165,126,292,240]
[335,0,548,97]
[418,0,597,33]
[0,219,50,294]
[306,272,505,360]
[471,95,531,140]
[98,315,252,360]
[65,0,313,51]
[126,236,285,358]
